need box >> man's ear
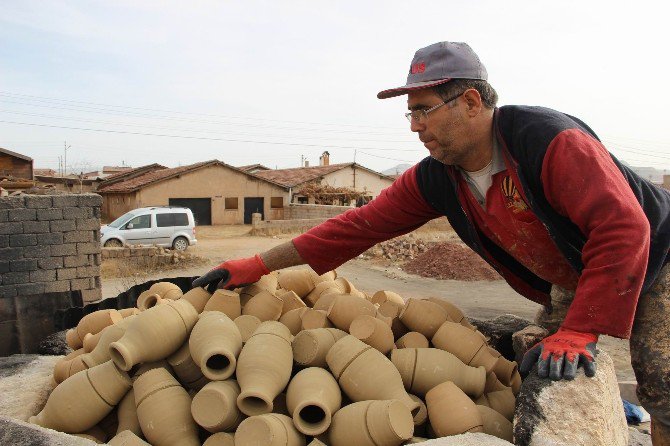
[463,88,483,116]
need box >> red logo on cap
[411,62,425,74]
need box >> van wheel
[172,237,189,251]
[104,239,123,248]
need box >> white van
[100,206,197,251]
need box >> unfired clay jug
[202,432,235,446]
[477,405,513,442]
[189,311,243,380]
[286,367,342,436]
[236,321,293,416]
[304,281,340,307]
[134,367,200,446]
[191,380,244,432]
[136,290,162,311]
[391,348,486,397]
[67,309,124,349]
[119,308,140,318]
[309,269,337,284]
[300,309,333,330]
[432,321,498,372]
[205,289,242,319]
[371,290,405,306]
[181,287,213,313]
[491,354,518,386]
[426,297,475,329]
[326,335,419,415]
[326,294,376,331]
[376,301,410,339]
[132,359,174,382]
[277,289,307,315]
[279,307,309,335]
[399,298,449,338]
[109,299,198,371]
[81,316,134,369]
[148,281,183,300]
[292,328,348,367]
[329,400,414,446]
[242,290,283,321]
[116,389,142,437]
[234,314,262,342]
[425,381,483,437]
[277,269,315,298]
[108,430,151,445]
[349,315,395,355]
[409,394,428,426]
[235,413,306,446]
[395,332,429,349]
[484,371,507,393]
[311,292,339,312]
[167,341,210,391]
[476,387,516,421]
[83,330,103,353]
[30,360,132,433]
[53,348,85,384]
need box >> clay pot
[132,360,174,381]
[312,292,339,312]
[181,287,213,313]
[277,269,315,298]
[481,388,516,421]
[53,348,85,384]
[376,301,409,339]
[391,348,486,398]
[29,360,132,433]
[304,281,340,307]
[167,341,210,391]
[134,367,199,446]
[395,332,429,349]
[149,281,183,300]
[279,307,309,335]
[116,389,142,437]
[191,380,244,432]
[491,355,518,386]
[292,328,348,367]
[202,432,235,446]
[236,321,293,416]
[301,309,333,330]
[67,309,124,349]
[276,289,307,314]
[83,330,103,353]
[136,290,160,311]
[326,335,419,415]
[329,400,414,446]
[371,290,405,306]
[119,308,140,318]
[409,394,428,426]
[310,269,337,284]
[204,289,242,319]
[326,294,376,331]
[235,413,306,446]
[189,311,243,380]
[426,297,475,329]
[349,315,395,355]
[108,430,151,445]
[398,298,449,338]
[242,290,284,321]
[81,316,134,369]
[109,299,198,371]
[484,371,507,393]
[426,381,483,436]
[476,405,513,442]
[286,367,342,436]
[432,321,498,372]
[234,315,262,342]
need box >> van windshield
[108,212,135,228]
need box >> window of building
[225,197,239,209]
[270,197,284,208]
[297,196,308,204]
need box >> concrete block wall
[283,204,353,220]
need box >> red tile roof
[253,163,354,187]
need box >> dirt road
[101,225,634,381]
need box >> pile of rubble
[403,242,501,281]
[363,237,430,262]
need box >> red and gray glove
[192,254,270,292]
[520,327,598,381]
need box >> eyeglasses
[405,91,464,123]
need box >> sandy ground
[100,225,635,382]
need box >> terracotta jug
[189,311,243,380]
[426,297,475,329]
[81,316,134,369]
[67,309,124,349]
[326,335,419,415]
[136,291,162,311]
[286,367,342,436]
[329,400,414,446]
[30,360,132,433]
[167,341,210,391]
[476,405,513,442]
[83,330,103,353]
[304,281,340,307]
[242,290,283,321]
[181,287,213,313]
[235,413,306,446]
[204,289,242,319]
[191,380,244,432]
[279,307,309,335]
[371,290,405,306]
[277,269,315,298]
[480,387,516,421]
[116,389,142,437]
[395,332,429,349]
[53,348,85,384]
[326,294,376,331]
[236,321,293,416]
[148,281,183,300]
[484,371,507,393]
[432,321,498,372]
[277,289,307,315]
[108,430,151,445]
[409,394,428,427]
[349,315,395,355]
[491,355,518,386]
[292,328,348,367]
[234,314,262,342]
[398,298,449,338]
[425,381,483,437]
[300,309,333,330]
[109,299,198,371]
[134,367,200,446]
[390,348,486,398]
[202,432,235,446]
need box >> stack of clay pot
[34,270,520,445]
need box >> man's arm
[259,240,305,271]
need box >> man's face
[407,88,471,166]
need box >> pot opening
[206,354,231,371]
[109,345,128,371]
[299,405,326,424]
[239,395,272,416]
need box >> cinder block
[22,221,50,233]
[50,220,76,232]
[77,242,100,255]
[0,197,24,209]
[0,222,23,235]
[93,207,101,218]
[0,247,23,260]
[63,231,93,243]
[43,281,70,293]
[37,232,63,245]
[0,285,18,298]
[0,210,7,223]
[77,266,99,278]
[22,245,50,258]
[76,218,101,230]
[81,288,102,303]
[24,196,53,209]
[0,235,8,248]
[2,272,30,285]
[37,257,63,269]
[7,208,36,222]
[9,259,38,272]
[78,194,102,207]
[89,253,102,266]
[50,243,77,256]
[0,262,8,274]
[63,255,89,268]
[30,269,57,282]
[62,207,90,219]
[15,282,45,296]
[9,234,37,247]
[52,195,78,207]
[57,268,78,280]
[36,208,63,221]
[70,278,91,291]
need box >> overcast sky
[1,0,669,174]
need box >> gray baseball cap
[377,42,488,99]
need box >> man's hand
[520,327,598,381]
[192,254,270,293]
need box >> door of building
[168,198,212,225]
[244,197,264,224]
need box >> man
[194,42,670,443]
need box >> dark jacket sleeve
[292,165,441,274]
[541,128,650,338]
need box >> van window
[126,214,151,229]
[156,213,189,227]
[173,213,189,226]
[109,212,135,228]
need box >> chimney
[319,151,330,166]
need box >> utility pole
[300,155,304,167]
[63,142,70,176]
[353,149,357,164]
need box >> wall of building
[318,166,394,199]
[284,203,353,220]
[0,153,32,179]
[101,192,138,223]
